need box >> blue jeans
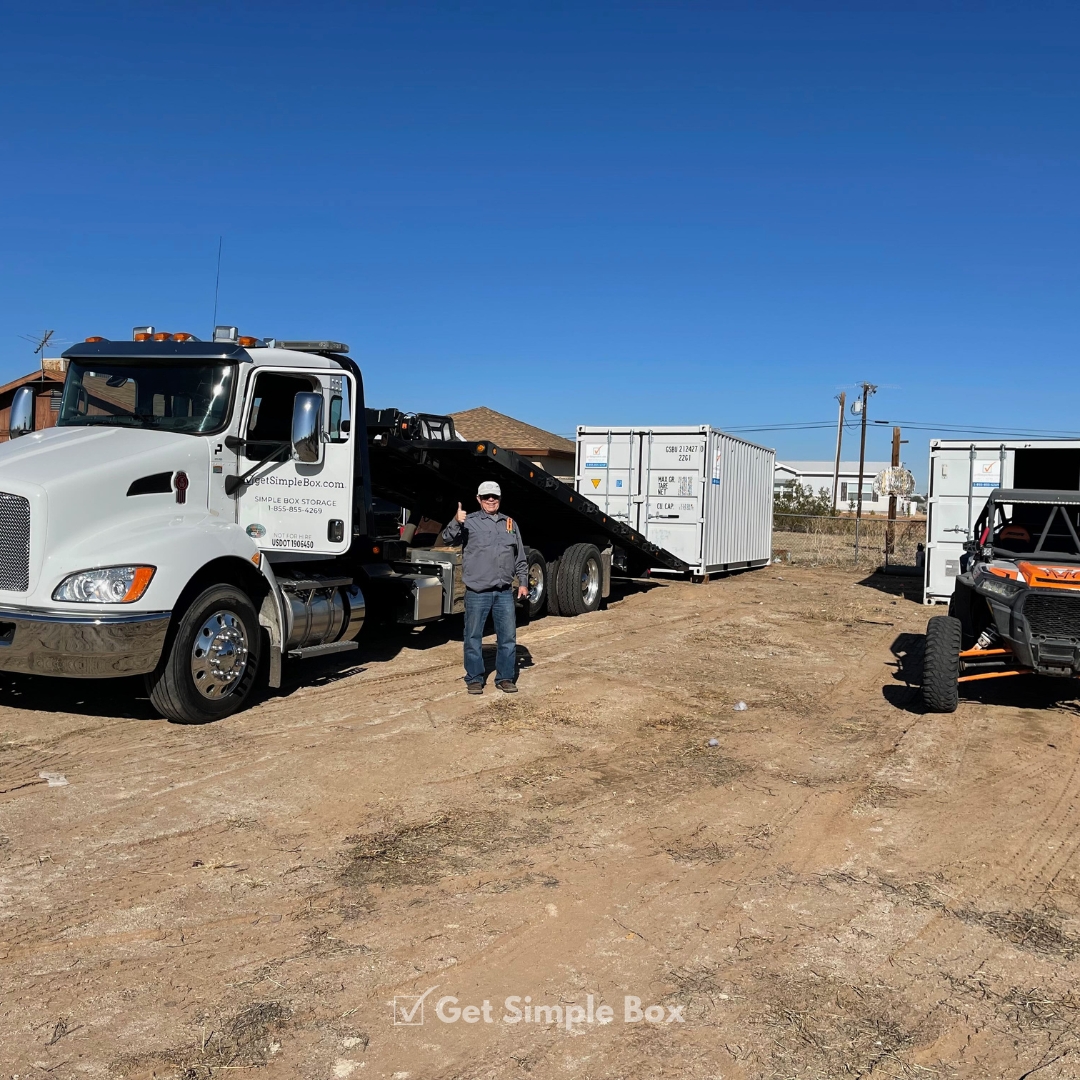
[464,587,517,684]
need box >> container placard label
[712,445,723,485]
[972,461,1001,488]
[655,474,696,497]
[584,443,608,469]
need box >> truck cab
[0,326,377,722]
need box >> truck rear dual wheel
[922,615,961,714]
[556,543,603,617]
[525,548,548,620]
[546,556,563,616]
[146,585,262,724]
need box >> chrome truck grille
[1023,592,1080,640]
[0,491,30,592]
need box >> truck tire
[557,543,603,616]
[146,585,262,723]
[546,556,563,616]
[922,615,961,713]
[525,548,549,619]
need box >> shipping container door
[925,446,1010,602]
[578,432,635,525]
[642,432,705,569]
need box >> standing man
[442,481,529,694]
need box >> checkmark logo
[392,985,439,1026]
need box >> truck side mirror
[8,386,34,439]
[291,392,324,465]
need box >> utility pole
[853,382,877,562]
[885,425,901,566]
[831,392,846,513]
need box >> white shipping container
[576,425,775,576]
[925,438,1080,604]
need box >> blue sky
[2,2,1078,480]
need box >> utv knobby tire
[146,585,262,724]
[525,548,549,620]
[922,615,961,713]
[556,543,603,617]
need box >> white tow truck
[0,327,687,722]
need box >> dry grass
[958,906,1080,959]
[825,870,1080,960]
[640,712,709,734]
[661,961,733,1021]
[948,970,1080,1034]
[466,697,587,732]
[663,823,732,865]
[500,758,566,790]
[340,811,549,889]
[754,976,931,1079]
[853,782,917,814]
[808,598,863,624]
[115,1001,291,1079]
[669,743,750,788]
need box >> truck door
[235,367,355,556]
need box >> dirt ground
[5,565,1080,1079]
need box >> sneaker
[496,680,518,693]
[466,682,484,695]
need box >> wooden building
[0,360,66,443]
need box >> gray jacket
[442,511,529,592]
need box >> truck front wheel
[146,585,262,723]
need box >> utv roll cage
[973,488,1080,563]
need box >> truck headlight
[980,577,1022,599]
[53,566,156,603]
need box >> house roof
[450,406,575,457]
[0,369,65,398]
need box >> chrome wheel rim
[580,558,600,606]
[528,561,545,606]
[190,610,249,699]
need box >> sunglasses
[480,494,500,501]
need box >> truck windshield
[57,361,234,434]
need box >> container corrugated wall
[704,429,774,573]
[576,425,774,575]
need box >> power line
[725,419,1080,438]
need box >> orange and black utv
[923,489,1080,712]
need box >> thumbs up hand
[455,502,467,523]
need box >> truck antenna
[212,236,223,332]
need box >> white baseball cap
[477,481,502,498]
